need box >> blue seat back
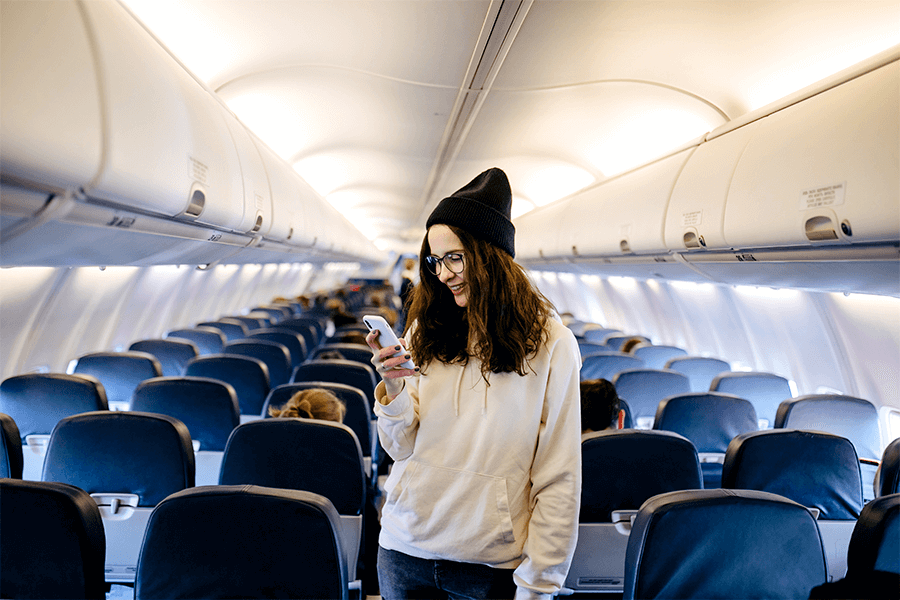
[134,486,348,600]
[184,354,270,417]
[581,429,701,523]
[0,479,107,600]
[42,411,195,506]
[1,412,24,478]
[623,489,826,600]
[310,343,373,365]
[248,327,308,366]
[197,320,249,341]
[604,334,650,350]
[612,369,691,424]
[292,360,377,409]
[131,377,239,451]
[165,326,227,355]
[225,339,292,388]
[0,373,108,441]
[583,328,622,344]
[71,351,162,407]
[128,338,199,377]
[876,438,900,497]
[264,382,372,458]
[710,371,791,427]
[580,353,644,382]
[226,315,268,331]
[722,429,863,520]
[663,356,731,392]
[577,341,610,359]
[632,345,688,369]
[219,419,365,516]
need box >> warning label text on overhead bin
[682,210,702,227]
[799,182,845,210]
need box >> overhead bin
[254,139,313,247]
[723,59,899,249]
[0,0,102,197]
[79,0,250,232]
[665,123,760,252]
[516,149,695,260]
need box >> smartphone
[363,315,416,370]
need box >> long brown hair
[405,225,554,378]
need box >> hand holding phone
[363,315,416,370]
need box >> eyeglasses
[424,252,465,276]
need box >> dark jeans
[378,546,517,600]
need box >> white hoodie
[374,317,582,600]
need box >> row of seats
[568,428,900,595]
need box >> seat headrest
[0,373,108,440]
[722,429,863,519]
[131,377,239,451]
[847,493,900,576]
[580,429,701,522]
[624,488,826,600]
[654,392,758,453]
[43,411,195,506]
[220,419,365,515]
[875,437,900,497]
[0,412,24,478]
[135,485,347,600]
[0,478,107,600]
[775,395,881,460]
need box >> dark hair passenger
[366,167,582,600]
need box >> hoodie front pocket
[383,461,518,564]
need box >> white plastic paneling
[549,149,694,258]
[221,111,272,236]
[81,0,245,228]
[725,61,900,249]
[665,124,760,251]
[0,0,101,193]
[254,139,313,246]
[514,200,574,261]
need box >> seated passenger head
[580,378,622,433]
[269,388,346,423]
[620,337,644,353]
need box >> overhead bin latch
[803,209,847,242]
[683,227,706,249]
[182,183,205,219]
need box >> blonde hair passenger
[268,388,346,423]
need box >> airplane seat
[622,489,827,600]
[225,338,292,388]
[196,319,249,341]
[69,350,163,410]
[41,410,195,584]
[566,429,702,594]
[128,338,199,377]
[292,359,378,411]
[722,429,863,580]
[580,352,644,382]
[263,382,374,477]
[603,334,651,351]
[582,327,622,344]
[226,315,269,331]
[809,493,900,598]
[632,345,689,369]
[611,369,691,428]
[164,326,227,355]
[251,305,292,323]
[0,372,108,480]
[775,394,882,501]
[0,478,107,600]
[653,392,758,489]
[183,354,271,423]
[130,376,239,486]
[310,343,373,365]
[134,485,348,600]
[247,327,308,366]
[709,371,792,428]
[577,341,611,359]
[1,412,24,478]
[875,437,900,497]
[663,356,731,393]
[280,316,327,350]
[218,419,366,585]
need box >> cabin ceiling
[120,0,900,254]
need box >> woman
[367,168,582,600]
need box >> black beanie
[426,167,516,258]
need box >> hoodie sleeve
[373,376,420,461]
[513,326,582,599]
